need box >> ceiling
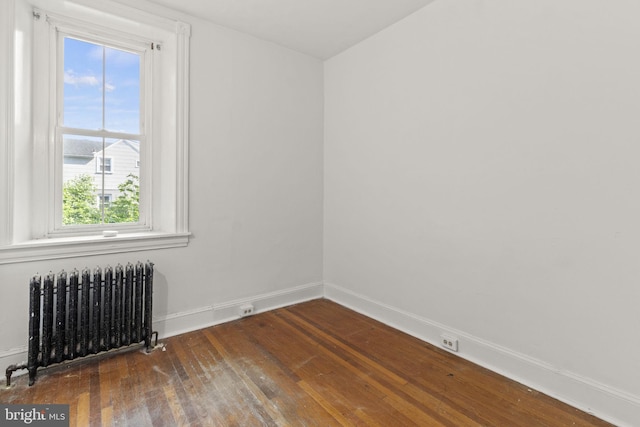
[144,0,436,59]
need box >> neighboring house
[63,139,140,206]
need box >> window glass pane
[102,138,140,224]
[105,46,140,134]
[62,135,104,225]
[63,135,140,225]
[63,37,104,130]
[63,38,141,134]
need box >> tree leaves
[62,174,139,225]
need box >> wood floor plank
[287,303,518,425]
[76,391,90,427]
[162,384,190,426]
[277,309,483,426]
[270,310,466,426]
[100,406,113,426]
[210,326,335,425]
[297,379,356,426]
[0,299,613,426]
[204,329,287,426]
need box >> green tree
[62,173,140,225]
[62,174,101,225]
[105,174,139,223]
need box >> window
[96,157,113,174]
[61,34,141,227]
[0,2,191,263]
[98,194,112,210]
[55,22,147,231]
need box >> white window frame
[0,0,191,264]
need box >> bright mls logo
[0,405,69,426]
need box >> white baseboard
[153,281,324,338]
[324,282,639,427]
[1,281,324,383]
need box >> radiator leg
[5,363,26,387]
[145,331,159,353]
[28,367,37,386]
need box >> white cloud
[65,69,115,92]
[64,70,99,86]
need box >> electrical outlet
[440,334,459,352]
[239,303,254,317]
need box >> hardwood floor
[1,299,612,426]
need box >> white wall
[324,0,640,424]
[0,0,323,367]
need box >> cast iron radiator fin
[5,261,158,386]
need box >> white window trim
[0,0,15,249]
[0,0,191,265]
[1,232,191,264]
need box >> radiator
[5,261,157,386]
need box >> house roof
[64,139,114,157]
[63,139,138,157]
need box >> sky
[63,37,141,135]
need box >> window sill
[0,232,190,264]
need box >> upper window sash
[54,28,149,134]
